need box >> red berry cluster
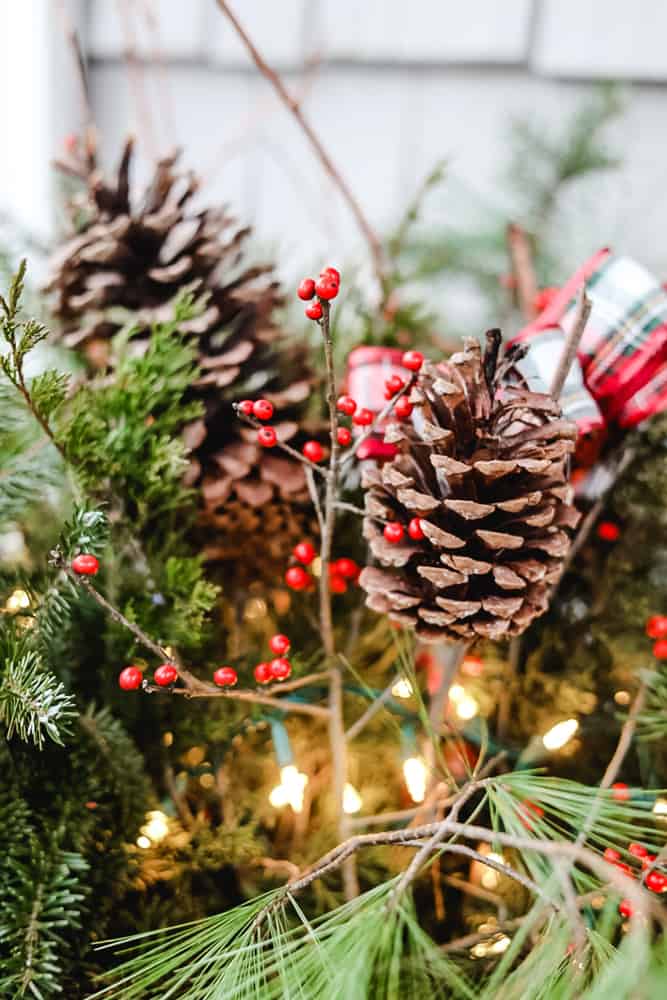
[384,516,425,544]
[254,633,292,684]
[119,662,178,691]
[647,615,667,659]
[285,540,360,596]
[236,397,279,449]
[298,266,340,320]
[604,840,667,918]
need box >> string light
[471,933,511,958]
[614,690,631,706]
[4,589,30,613]
[136,835,151,849]
[269,765,308,813]
[199,774,215,789]
[391,678,413,699]
[542,718,579,750]
[140,809,169,843]
[403,756,427,803]
[449,683,479,720]
[343,783,363,814]
[480,851,505,889]
[653,798,667,817]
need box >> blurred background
[3,2,667,296]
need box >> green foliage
[0,630,75,748]
[0,778,88,999]
[59,298,202,535]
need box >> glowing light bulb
[5,589,30,613]
[653,798,667,817]
[391,678,413,699]
[542,718,579,751]
[489,934,511,955]
[269,765,308,813]
[136,835,151,849]
[141,809,169,843]
[614,690,631,706]
[343,783,362,814]
[403,757,427,803]
[480,851,505,889]
[455,694,479,720]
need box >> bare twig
[305,466,325,535]
[339,373,419,470]
[574,681,647,851]
[214,1,386,292]
[549,288,592,400]
[345,675,400,742]
[506,223,538,319]
[53,0,94,127]
[235,409,329,478]
[334,501,366,518]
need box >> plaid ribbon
[510,249,667,428]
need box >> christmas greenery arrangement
[1,10,667,997]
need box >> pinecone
[359,334,581,643]
[46,135,318,578]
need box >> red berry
[238,399,254,415]
[270,657,291,681]
[297,277,316,301]
[402,350,424,372]
[305,301,323,320]
[646,615,667,639]
[285,566,311,590]
[337,427,352,447]
[613,861,633,876]
[258,427,277,448]
[384,388,394,400]
[320,266,340,284]
[119,666,143,691]
[330,574,347,594]
[628,843,649,859]
[384,522,404,544]
[315,277,339,300]
[254,661,273,684]
[353,408,373,426]
[71,553,99,576]
[293,541,316,565]
[154,663,178,687]
[335,558,359,580]
[653,639,667,659]
[645,871,667,893]
[394,395,413,420]
[612,782,630,801]
[214,666,238,687]
[597,520,620,542]
[604,848,622,863]
[269,633,291,655]
[385,374,405,396]
[618,899,634,919]
[303,440,324,462]
[253,399,274,421]
[337,395,357,416]
[408,517,425,540]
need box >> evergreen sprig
[0,626,75,749]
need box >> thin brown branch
[235,408,329,478]
[305,466,325,534]
[7,358,68,464]
[317,300,356,898]
[339,372,419,470]
[506,223,538,320]
[146,681,331,719]
[214,1,386,292]
[53,0,94,127]
[574,680,647,851]
[345,675,400,741]
[549,288,592,400]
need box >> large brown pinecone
[46,135,318,578]
[359,334,581,643]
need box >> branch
[549,287,592,400]
[214,1,386,292]
[235,408,329,478]
[506,223,538,320]
[345,675,399,741]
[157,683,331,720]
[339,373,419,470]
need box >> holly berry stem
[234,406,330,479]
[339,371,420,469]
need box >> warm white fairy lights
[269,765,308,813]
[542,718,579,751]
[391,678,413,699]
[449,683,479,720]
[3,588,30,613]
[343,783,363,814]
[136,809,170,849]
[403,756,428,803]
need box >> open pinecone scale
[359,333,581,644]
